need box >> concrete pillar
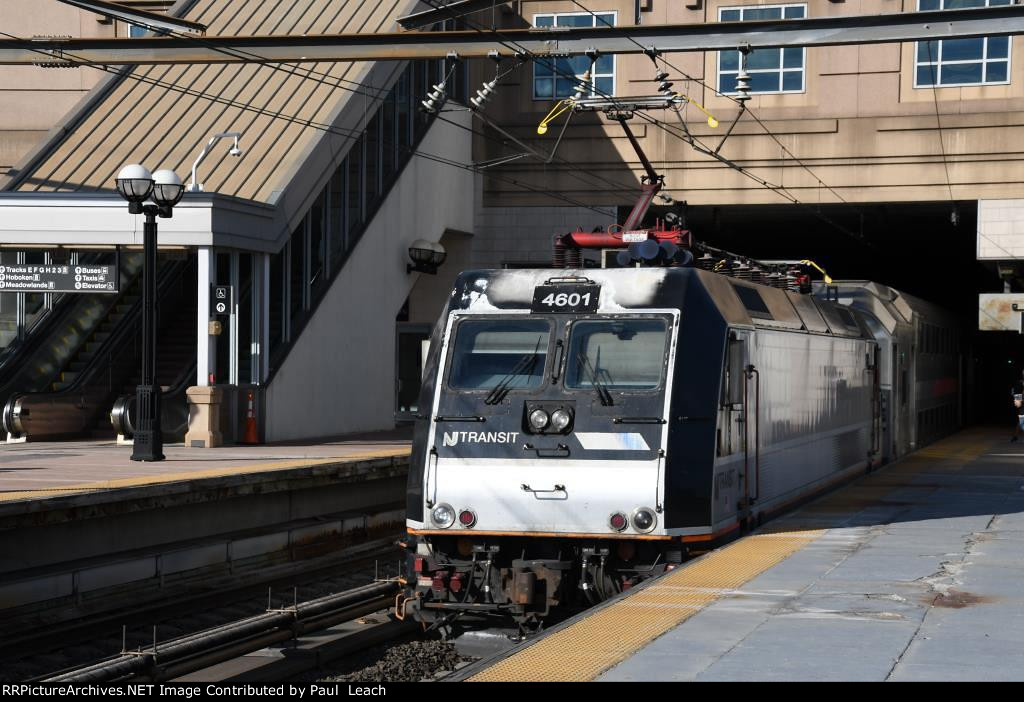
[196,246,213,387]
[184,385,224,448]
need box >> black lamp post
[115,164,184,462]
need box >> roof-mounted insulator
[420,81,447,114]
[470,79,498,110]
[655,70,670,82]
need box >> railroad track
[1,540,407,682]
[41,581,408,683]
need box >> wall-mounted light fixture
[187,132,243,192]
[407,239,447,275]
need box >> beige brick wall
[0,1,119,174]
[471,0,1024,208]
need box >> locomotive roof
[447,267,869,339]
[814,279,958,334]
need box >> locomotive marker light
[431,503,456,528]
[407,239,447,275]
[115,165,184,462]
[458,509,477,528]
[609,512,629,532]
[632,507,657,533]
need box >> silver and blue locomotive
[400,266,961,628]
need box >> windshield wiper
[484,339,542,405]
[576,351,613,406]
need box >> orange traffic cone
[243,391,260,444]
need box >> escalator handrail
[110,359,198,438]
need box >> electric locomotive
[399,265,887,629]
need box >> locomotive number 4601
[531,284,601,313]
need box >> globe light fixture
[407,239,447,275]
[115,164,154,214]
[151,169,185,212]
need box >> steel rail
[2,7,1024,65]
[43,580,401,683]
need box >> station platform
[0,430,411,505]
[465,427,1024,682]
[0,431,412,624]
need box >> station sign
[0,263,119,294]
[211,285,233,316]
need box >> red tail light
[458,509,477,527]
[610,512,628,532]
[450,573,464,593]
[414,557,425,573]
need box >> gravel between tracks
[301,639,475,683]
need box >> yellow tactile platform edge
[468,528,823,682]
[0,448,411,503]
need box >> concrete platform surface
[461,428,1024,682]
[597,428,1024,682]
[0,429,411,504]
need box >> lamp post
[115,164,184,462]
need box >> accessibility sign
[0,264,119,294]
[211,285,233,316]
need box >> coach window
[449,319,550,390]
[565,318,668,391]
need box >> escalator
[2,254,197,442]
[0,252,145,437]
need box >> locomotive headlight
[550,408,573,433]
[632,507,657,533]
[431,503,456,528]
[528,408,550,431]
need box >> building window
[915,0,1011,88]
[718,5,806,95]
[533,12,616,99]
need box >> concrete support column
[196,246,213,387]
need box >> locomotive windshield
[565,318,667,391]
[449,319,550,390]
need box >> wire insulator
[470,79,497,110]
